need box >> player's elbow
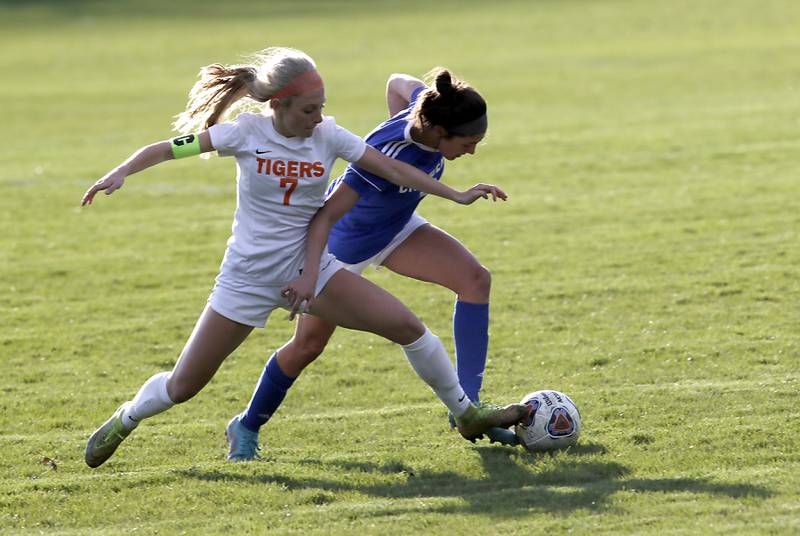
[315,202,346,229]
[386,73,406,90]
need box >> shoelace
[476,402,503,412]
[99,426,126,448]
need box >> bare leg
[232,314,336,439]
[308,269,473,417]
[230,272,426,445]
[234,269,419,441]
[239,223,488,431]
[382,224,519,445]
[383,223,491,403]
[167,304,254,403]
[225,268,526,457]
[382,223,490,303]
[308,269,424,344]
[308,268,528,439]
[235,269,424,442]
[86,305,254,468]
[276,314,338,377]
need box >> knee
[459,264,491,301]
[166,375,198,404]
[476,265,492,294]
[285,335,327,371]
[396,312,426,345]
[277,328,332,377]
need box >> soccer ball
[515,390,582,452]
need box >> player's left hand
[455,183,507,205]
[81,169,126,206]
[281,272,318,320]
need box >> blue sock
[453,301,489,403]
[239,353,295,433]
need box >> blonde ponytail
[173,47,318,134]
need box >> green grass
[2,0,799,533]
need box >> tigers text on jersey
[327,86,444,264]
[209,113,366,285]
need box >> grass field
[2,0,799,533]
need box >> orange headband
[272,70,324,99]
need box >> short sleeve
[330,122,367,163]
[342,166,384,198]
[409,85,426,107]
[208,122,247,157]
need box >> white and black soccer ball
[515,390,582,452]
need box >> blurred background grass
[1,1,799,533]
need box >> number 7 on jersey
[279,177,298,205]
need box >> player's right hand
[281,271,318,321]
[455,183,508,205]
[81,171,126,206]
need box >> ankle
[456,404,476,421]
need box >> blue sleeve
[342,165,389,199]
[409,85,426,106]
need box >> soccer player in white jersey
[80,48,529,468]
[224,68,519,461]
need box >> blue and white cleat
[225,415,261,461]
[485,426,521,446]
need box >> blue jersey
[327,86,445,263]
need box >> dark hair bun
[434,70,454,97]
[413,67,486,135]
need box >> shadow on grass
[178,442,772,517]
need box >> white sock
[402,328,472,417]
[121,371,175,430]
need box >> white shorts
[343,213,429,275]
[208,251,344,327]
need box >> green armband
[170,134,201,159]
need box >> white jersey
[208,113,367,286]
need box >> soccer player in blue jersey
[225,68,519,460]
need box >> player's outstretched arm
[386,73,425,116]
[80,131,213,206]
[355,146,506,205]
